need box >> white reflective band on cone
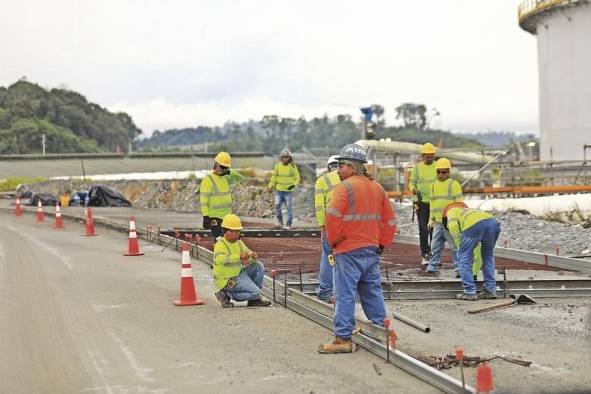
[182,251,190,264]
[181,268,193,277]
[56,213,62,217]
[129,231,137,239]
[130,222,136,231]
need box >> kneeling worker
[213,214,272,308]
[443,203,501,301]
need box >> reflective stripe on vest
[338,180,383,222]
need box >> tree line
[0,79,141,154]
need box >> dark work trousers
[209,217,224,241]
[417,201,432,257]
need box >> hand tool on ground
[468,294,536,314]
[455,347,466,392]
[384,319,391,363]
[392,311,431,333]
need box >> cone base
[174,298,205,306]
[82,233,99,236]
[124,252,144,256]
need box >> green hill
[0,80,141,154]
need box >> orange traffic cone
[36,200,45,222]
[124,216,144,256]
[174,242,205,306]
[15,197,22,217]
[475,364,494,393]
[82,207,98,236]
[54,204,64,229]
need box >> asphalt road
[0,212,435,394]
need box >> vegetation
[0,176,48,192]
[139,112,483,155]
[0,79,141,154]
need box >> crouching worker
[213,214,272,308]
[443,203,501,301]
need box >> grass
[0,176,48,192]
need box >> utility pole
[42,133,46,155]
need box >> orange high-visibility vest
[326,175,397,254]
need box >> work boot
[275,219,283,227]
[215,290,234,308]
[478,290,498,299]
[425,269,439,276]
[456,293,477,301]
[246,298,272,307]
[318,336,354,354]
[455,270,461,279]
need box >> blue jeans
[457,219,501,294]
[318,231,334,301]
[334,247,386,339]
[274,191,293,226]
[225,261,265,301]
[427,222,458,272]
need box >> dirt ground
[381,299,591,394]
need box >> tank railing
[519,0,583,24]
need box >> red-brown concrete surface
[197,236,562,274]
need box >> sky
[0,0,539,137]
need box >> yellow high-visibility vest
[314,170,341,226]
[268,163,300,192]
[429,178,463,222]
[213,238,253,289]
[409,162,437,203]
[199,171,242,218]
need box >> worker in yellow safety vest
[425,158,463,276]
[443,204,501,301]
[199,152,243,241]
[267,148,300,229]
[409,143,438,265]
[213,214,272,308]
[314,155,341,303]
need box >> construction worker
[443,204,501,301]
[267,148,300,229]
[199,152,243,241]
[213,214,272,308]
[314,155,341,303]
[443,202,484,280]
[318,144,397,354]
[425,158,463,276]
[409,143,438,265]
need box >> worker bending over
[319,144,396,354]
[200,152,243,241]
[213,214,272,308]
[409,143,438,265]
[267,148,300,229]
[444,203,501,301]
[314,155,341,303]
[425,158,463,276]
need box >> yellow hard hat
[214,151,232,168]
[435,158,451,170]
[221,213,243,230]
[421,143,436,154]
[443,202,468,218]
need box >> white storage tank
[519,0,591,161]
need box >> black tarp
[87,185,132,207]
[29,192,58,206]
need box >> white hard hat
[327,155,339,167]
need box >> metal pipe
[392,312,431,333]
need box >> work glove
[427,219,435,230]
[287,185,295,191]
[377,245,384,255]
[202,216,211,229]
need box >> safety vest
[199,171,241,218]
[268,163,300,192]
[429,178,463,222]
[213,238,252,289]
[314,170,341,226]
[409,162,437,203]
[447,207,495,275]
[325,175,397,254]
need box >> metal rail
[163,229,321,238]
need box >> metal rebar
[284,272,287,308]
[299,267,303,292]
[392,312,431,333]
[385,267,391,301]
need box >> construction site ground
[1,202,590,393]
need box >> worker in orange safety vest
[318,143,397,354]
